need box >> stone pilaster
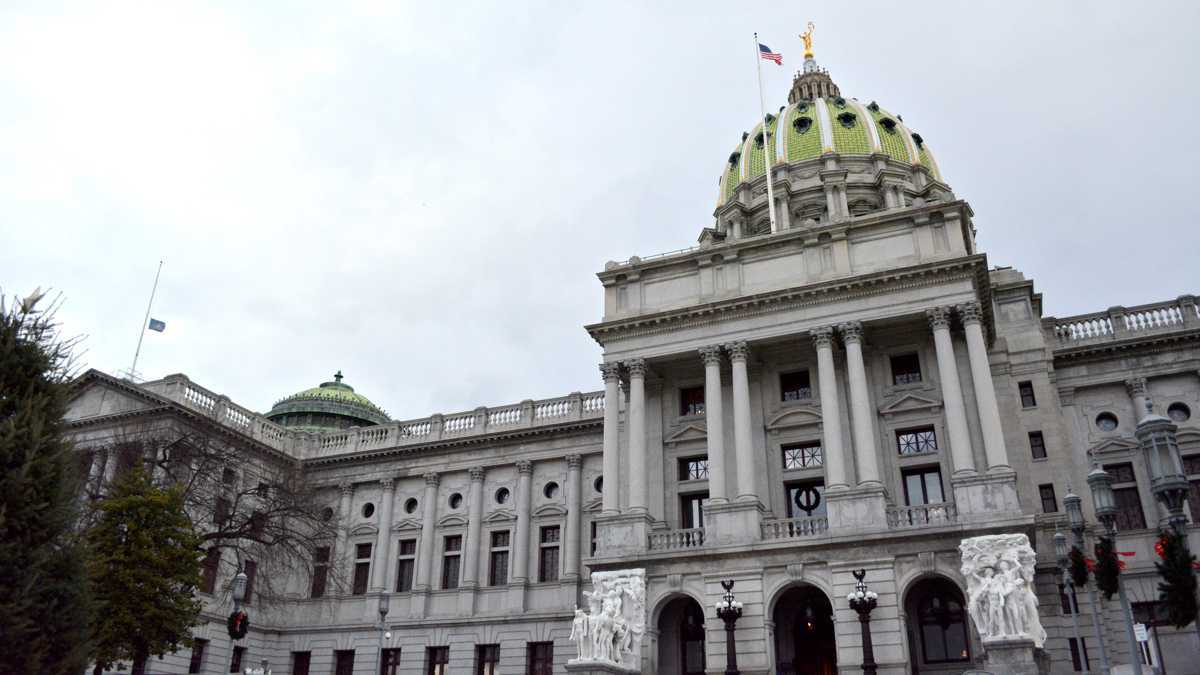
[812,327,848,490]
[700,345,729,503]
[625,358,647,513]
[838,322,880,486]
[414,473,439,594]
[726,341,757,503]
[371,477,396,591]
[959,301,1010,471]
[599,363,621,515]
[336,482,354,574]
[563,455,583,581]
[927,306,975,476]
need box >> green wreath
[1094,536,1120,600]
[1155,530,1199,628]
[227,610,249,640]
[1069,545,1089,589]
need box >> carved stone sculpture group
[569,568,646,670]
[959,534,1046,648]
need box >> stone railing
[1046,295,1197,346]
[761,516,829,540]
[648,527,706,551]
[887,502,957,529]
[141,374,604,459]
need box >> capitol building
[65,41,1200,675]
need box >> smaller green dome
[266,371,390,432]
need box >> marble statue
[959,534,1046,647]
[569,568,646,670]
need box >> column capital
[566,454,583,470]
[926,306,952,331]
[726,341,750,363]
[469,466,487,482]
[380,477,395,491]
[1125,376,1148,398]
[957,301,983,326]
[624,358,647,378]
[339,481,354,497]
[838,321,864,344]
[516,459,534,475]
[699,345,724,366]
[811,326,836,350]
[423,472,440,487]
[599,362,621,383]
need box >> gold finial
[801,21,815,59]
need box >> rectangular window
[527,642,554,675]
[680,386,705,416]
[426,646,449,675]
[188,639,207,674]
[229,646,245,673]
[678,456,709,481]
[590,520,597,557]
[310,546,330,598]
[890,352,922,385]
[1028,431,1047,460]
[1018,381,1037,408]
[213,496,231,525]
[1059,582,1077,615]
[442,535,462,589]
[680,492,707,529]
[1039,484,1058,513]
[782,441,823,470]
[381,648,402,675]
[334,650,355,675]
[538,526,560,583]
[1105,463,1147,531]
[290,651,311,675]
[897,427,938,455]
[780,370,812,401]
[1184,455,1200,524]
[1068,637,1089,672]
[476,644,500,675]
[902,467,945,506]
[396,539,416,592]
[785,480,827,518]
[353,543,372,595]
[242,559,257,604]
[489,530,510,586]
[200,547,221,594]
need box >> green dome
[266,371,390,432]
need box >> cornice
[1051,329,1200,366]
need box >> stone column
[927,307,976,476]
[371,478,396,591]
[700,345,729,502]
[959,302,1010,471]
[812,328,848,489]
[1126,376,1149,420]
[512,460,533,585]
[626,358,648,513]
[727,341,758,502]
[336,482,354,571]
[838,322,881,486]
[563,455,583,581]
[600,363,622,515]
[461,467,486,588]
[414,472,439,592]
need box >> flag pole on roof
[755,34,781,234]
[126,259,163,382]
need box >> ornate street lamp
[715,580,743,675]
[846,569,878,675]
[1086,465,1143,675]
[1054,530,1086,669]
[375,594,392,675]
[1062,489,1110,673]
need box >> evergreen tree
[1155,530,1198,628]
[87,466,204,674]
[0,290,91,675]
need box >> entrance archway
[657,596,706,675]
[773,585,836,675]
[903,576,972,674]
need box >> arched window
[917,587,970,663]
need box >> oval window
[594,476,604,493]
[837,111,857,129]
[495,487,510,504]
[448,493,463,509]
[1168,402,1191,423]
[321,506,334,522]
[404,498,418,514]
[793,116,813,134]
[543,481,560,499]
[1095,412,1119,432]
[880,117,898,134]
[361,503,375,518]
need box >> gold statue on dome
[801,21,815,58]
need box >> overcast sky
[3,2,1198,420]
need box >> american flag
[759,43,782,65]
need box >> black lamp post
[375,594,391,675]
[1053,530,1086,669]
[846,569,878,675]
[715,579,743,675]
[1086,464,1143,675]
[1064,488,1111,673]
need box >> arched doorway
[657,596,706,675]
[903,576,972,674]
[773,585,836,675]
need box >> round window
[495,487,510,504]
[320,506,334,522]
[449,493,463,509]
[543,481,560,499]
[593,476,603,493]
[1168,402,1191,423]
[361,502,375,518]
[404,498,418,514]
[1095,412,1119,432]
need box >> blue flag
[148,318,166,332]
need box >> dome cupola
[266,371,390,432]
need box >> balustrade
[1048,296,1196,345]
[761,516,828,540]
[886,502,957,529]
[647,528,706,551]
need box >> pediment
[664,423,708,447]
[350,523,378,536]
[878,392,942,418]
[533,503,568,518]
[483,509,517,523]
[66,371,168,422]
[438,514,469,528]
[765,406,823,432]
[391,517,423,532]
[1088,437,1138,457]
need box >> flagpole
[128,259,163,381]
[754,32,779,234]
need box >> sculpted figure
[570,568,646,665]
[570,607,591,660]
[960,534,1046,647]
